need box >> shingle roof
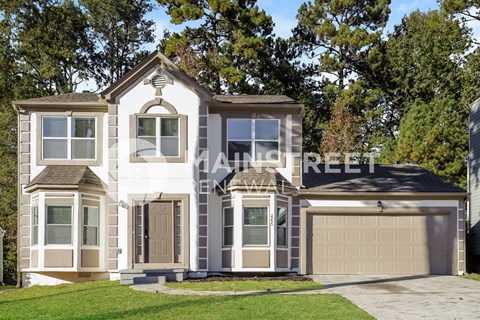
[26,165,105,190]
[213,95,295,104]
[215,166,295,192]
[302,164,465,193]
[14,93,102,104]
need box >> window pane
[47,206,71,224]
[46,225,71,244]
[244,207,267,225]
[137,137,157,156]
[43,139,68,159]
[72,118,95,138]
[72,139,95,159]
[33,207,39,225]
[255,142,279,161]
[224,208,234,226]
[161,118,178,137]
[43,117,67,137]
[83,226,98,246]
[228,141,251,160]
[84,207,98,226]
[255,120,279,140]
[277,227,287,246]
[32,226,38,246]
[161,137,179,156]
[243,226,268,245]
[137,118,156,136]
[227,119,251,140]
[277,207,287,226]
[224,227,233,246]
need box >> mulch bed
[182,275,312,282]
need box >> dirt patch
[183,275,312,283]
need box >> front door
[147,202,173,263]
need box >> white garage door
[308,214,451,275]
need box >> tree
[158,0,274,94]
[440,0,480,23]
[80,0,155,88]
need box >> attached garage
[300,164,467,276]
[307,211,454,275]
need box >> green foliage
[158,0,274,94]
[80,0,155,87]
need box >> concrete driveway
[310,275,480,320]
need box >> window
[46,205,72,245]
[42,117,96,160]
[31,206,39,246]
[227,119,280,161]
[223,207,234,246]
[243,207,268,245]
[277,207,287,247]
[83,206,98,246]
[136,116,179,157]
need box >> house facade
[15,52,467,286]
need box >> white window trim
[82,205,99,247]
[276,207,287,248]
[45,204,73,246]
[223,207,234,247]
[242,206,269,247]
[136,116,180,157]
[42,116,97,161]
[31,205,39,246]
[227,119,280,162]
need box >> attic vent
[151,75,167,89]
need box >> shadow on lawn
[318,275,441,289]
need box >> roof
[215,166,296,193]
[302,164,465,193]
[13,93,105,107]
[213,95,295,104]
[26,165,105,191]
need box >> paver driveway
[311,275,480,320]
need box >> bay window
[227,119,279,161]
[243,207,268,245]
[82,206,99,246]
[223,207,234,246]
[42,117,96,160]
[46,205,72,245]
[277,207,287,247]
[31,206,39,246]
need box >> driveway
[310,275,480,320]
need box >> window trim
[276,207,287,247]
[36,112,103,166]
[129,113,188,163]
[227,118,280,162]
[82,205,99,247]
[223,207,234,247]
[242,206,269,247]
[45,204,73,246]
[31,205,39,246]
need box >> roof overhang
[299,190,469,201]
[13,101,107,114]
[209,101,304,113]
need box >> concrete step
[119,268,187,284]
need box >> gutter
[299,190,469,200]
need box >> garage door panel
[309,214,450,275]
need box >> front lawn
[0,285,16,291]
[0,281,372,319]
[165,280,323,291]
[462,273,480,281]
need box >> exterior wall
[23,272,109,287]
[114,67,203,272]
[469,98,480,258]
[300,199,465,275]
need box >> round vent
[151,74,167,89]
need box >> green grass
[0,285,16,291]
[461,273,480,281]
[0,280,372,320]
[165,280,323,291]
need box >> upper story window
[42,116,96,160]
[136,116,179,157]
[227,119,279,161]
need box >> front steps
[119,268,187,285]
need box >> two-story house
[15,51,467,286]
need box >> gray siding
[469,98,480,254]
